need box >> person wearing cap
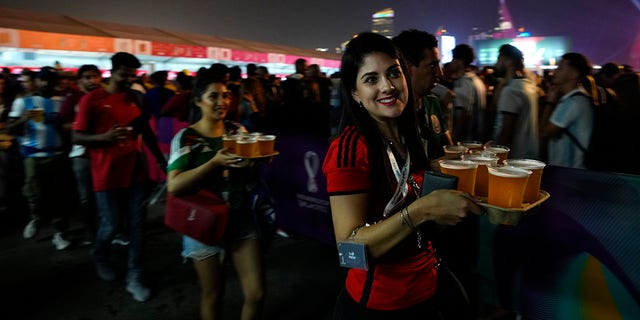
[5,65,75,251]
[491,44,540,159]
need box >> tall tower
[371,8,395,39]
[494,0,517,39]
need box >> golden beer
[235,137,258,157]
[462,153,499,197]
[257,135,276,155]
[32,107,44,123]
[484,145,510,163]
[223,135,238,153]
[439,160,478,195]
[504,159,546,203]
[487,166,532,208]
[443,145,468,159]
[458,141,483,153]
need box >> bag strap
[358,260,376,308]
[562,128,587,153]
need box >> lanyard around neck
[383,138,410,218]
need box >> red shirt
[73,88,147,191]
[322,126,437,310]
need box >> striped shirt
[9,95,65,157]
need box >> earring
[358,101,364,108]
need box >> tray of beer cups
[476,160,550,225]
[224,132,279,159]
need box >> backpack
[562,87,615,171]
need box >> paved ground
[0,201,346,320]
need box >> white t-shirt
[548,88,594,169]
[453,71,487,141]
[493,78,539,159]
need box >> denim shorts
[181,209,258,262]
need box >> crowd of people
[0,29,638,319]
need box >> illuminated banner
[18,30,114,52]
[133,40,152,55]
[475,36,571,67]
[321,59,341,69]
[207,47,232,61]
[285,55,310,65]
[0,28,19,47]
[231,50,268,63]
[268,53,286,64]
[152,42,207,58]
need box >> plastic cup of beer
[438,159,478,195]
[443,145,468,159]
[504,159,546,203]
[462,153,499,197]
[487,165,532,208]
[484,145,510,163]
[32,107,44,123]
[235,137,258,157]
[257,135,276,155]
[223,134,238,153]
[458,141,484,153]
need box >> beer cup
[458,141,483,153]
[223,134,238,153]
[484,145,510,163]
[32,107,44,123]
[462,152,499,197]
[235,137,258,157]
[487,166,532,208]
[439,160,478,195]
[443,145,468,159]
[504,159,546,203]
[257,135,276,155]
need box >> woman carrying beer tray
[322,32,482,319]
[166,69,263,320]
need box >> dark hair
[209,63,229,81]
[192,69,227,103]
[561,52,592,79]
[229,66,242,81]
[599,62,620,78]
[338,31,428,205]
[452,44,476,67]
[150,70,169,86]
[246,63,257,77]
[36,66,58,83]
[176,72,193,90]
[392,29,438,67]
[110,52,141,70]
[77,64,100,77]
[499,44,524,70]
[189,69,228,123]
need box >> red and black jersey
[322,125,437,310]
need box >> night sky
[1,0,638,66]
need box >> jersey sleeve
[8,97,25,118]
[322,126,371,195]
[167,128,194,171]
[73,91,93,132]
[497,86,522,115]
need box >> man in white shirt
[492,45,540,159]
[541,53,594,169]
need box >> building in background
[493,0,517,39]
[0,6,341,78]
[371,8,395,39]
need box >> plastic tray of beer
[478,190,550,225]
[241,151,280,159]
